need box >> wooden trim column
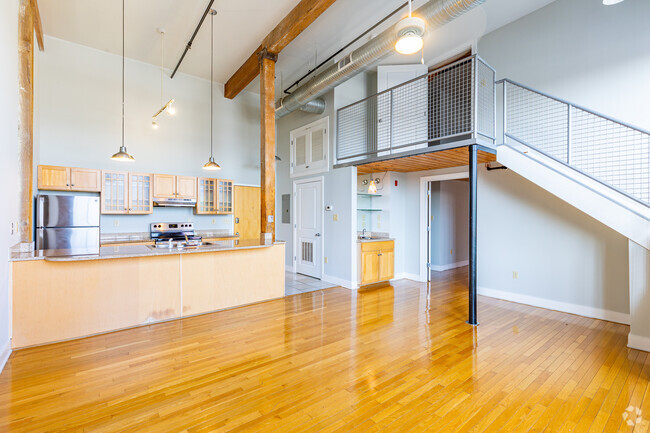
[260,50,277,240]
[18,0,35,244]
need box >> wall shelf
[357,208,383,212]
[357,193,383,197]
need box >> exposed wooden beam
[31,0,44,51]
[224,0,337,99]
[260,51,277,239]
[18,0,35,243]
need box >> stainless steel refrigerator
[36,194,100,255]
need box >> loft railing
[336,55,496,163]
[500,79,650,205]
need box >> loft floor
[0,268,647,432]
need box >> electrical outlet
[212,218,216,224]
[513,271,518,279]
[113,220,119,227]
[333,213,338,222]
[450,249,453,255]
[324,257,328,264]
[9,222,15,235]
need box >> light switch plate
[333,213,338,221]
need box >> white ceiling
[39,0,557,96]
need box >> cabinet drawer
[360,241,394,252]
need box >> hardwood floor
[0,267,648,432]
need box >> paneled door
[129,173,153,214]
[70,168,101,192]
[153,174,176,198]
[294,179,322,278]
[176,176,197,199]
[234,185,260,239]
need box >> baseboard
[322,274,354,290]
[0,339,11,373]
[430,260,469,272]
[393,272,424,282]
[628,334,650,353]
[478,286,630,325]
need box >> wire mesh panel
[571,109,649,203]
[336,55,495,162]
[504,80,650,205]
[506,84,568,161]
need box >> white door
[295,179,323,278]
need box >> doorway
[293,177,324,279]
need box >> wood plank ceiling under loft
[355,147,496,174]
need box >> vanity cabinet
[359,240,395,286]
[38,165,101,192]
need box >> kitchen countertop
[11,239,283,262]
[357,237,395,243]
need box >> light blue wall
[35,36,261,234]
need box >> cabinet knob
[66,184,69,186]
[378,253,382,256]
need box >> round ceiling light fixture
[395,0,425,55]
[602,0,624,4]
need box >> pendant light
[151,28,175,129]
[395,0,425,55]
[112,0,134,161]
[203,10,221,170]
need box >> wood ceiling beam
[31,0,44,51]
[224,0,337,99]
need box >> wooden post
[18,0,35,244]
[259,50,277,241]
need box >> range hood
[153,197,197,207]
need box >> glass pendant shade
[368,180,378,194]
[111,146,135,161]
[203,156,221,170]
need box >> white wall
[479,0,650,131]
[0,0,20,368]
[35,36,261,233]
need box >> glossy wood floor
[1,267,648,432]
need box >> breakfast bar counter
[11,240,285,349]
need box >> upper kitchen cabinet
[101,171,153,214]
[196,178,217,214]
[153,174,197,200]
[216,179,233,214]
[37,165,101,192]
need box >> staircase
[497,79,650,351]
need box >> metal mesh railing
[502,79,650,205]
[336,56,495,162]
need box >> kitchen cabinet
[359,240,394,286]
[38,165,101,192]
[153,174,197,200]
[196,178,217,214]
[101,171,153,214]
[216,179,233,214]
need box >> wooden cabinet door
[197,178,217,214]
[216,179,233,214]
[176,176,197,199]
[378,249,395,282]
[128,173,153,214]
[38,165,70,190]
[101,170,129,214]
[70,168,101,192]
[153,174,176,198]
[234,185,260,239]
[361,251,380,285]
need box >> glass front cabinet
[101,171,153,214]
[196,178,233,215]
[216,179,233,214]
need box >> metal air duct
[275,0,486,117]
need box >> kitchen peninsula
[10,239,284,348]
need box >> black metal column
[468,145,478,326]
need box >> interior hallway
[0,267,647,432]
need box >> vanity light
[202,10,221,171]
[395,0,425,55]
[111,0,135,161]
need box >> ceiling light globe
[602,0,624,4]
[396,34,423,55]
[395,16,425,55]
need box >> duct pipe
[275,0,486,117]
[297,98,326,114]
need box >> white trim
[393,272,424,282]
[628,334,650,352]
[0,340,11,373]
[419,168,470,282]
[292,176,325,278]
[429,260,469,272]
[350,166,358,288]
[478,286,630,325]
[322,273,354,290]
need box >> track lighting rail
[170,0,215,79]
